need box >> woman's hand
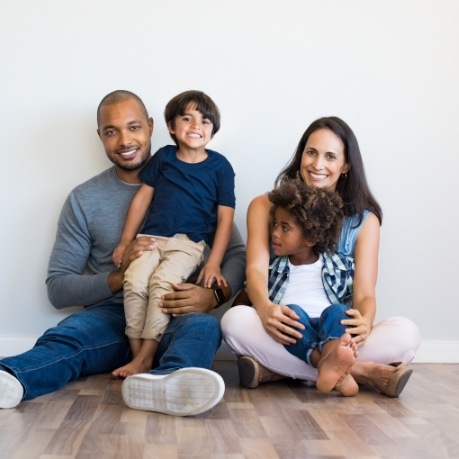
[257,303,304,345]
[341,308,372,346]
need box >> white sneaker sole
[0,370,23,409]
[122,368,225,416]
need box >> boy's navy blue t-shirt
[139,145,235,244]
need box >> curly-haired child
[266,179,358,396]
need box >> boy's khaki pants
[123,234,205,340]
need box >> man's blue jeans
[0,301,221,400]
[283,303,348,366]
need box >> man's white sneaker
[122,367,225,416]
[0,370,23,409]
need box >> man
[0,90,246,416]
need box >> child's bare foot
[112,358,153,379]
[348,338,359,357]
[334,372,359,396]
[316,333,356,393]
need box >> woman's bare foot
[316,333,357,393]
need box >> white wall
[1,0,458,362]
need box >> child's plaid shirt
[267,252,354,306]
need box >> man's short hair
[97,90,149,126]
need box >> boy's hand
[197,263,228,288]
[112,244,127,268]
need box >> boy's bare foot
[112,357,153,379]
[316,333,356,393]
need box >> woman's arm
[342,212,380,342]
[246,194,304,344]
[245,195,272,308]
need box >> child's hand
[197,263,228,289]
[113,243,127,268]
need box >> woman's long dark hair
[275,116,382,225]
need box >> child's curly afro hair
[268,179,344,255]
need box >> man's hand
[108,236,156,294]
[120,236,156,272]
[160,283,217,315]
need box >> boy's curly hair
[268,179,344,255]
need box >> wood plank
[0,363,458,459]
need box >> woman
[221,116,420,397]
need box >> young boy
[267,179,358,396]
[112,90,235,378]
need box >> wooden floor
[1,362,458,459]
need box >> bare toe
[316,337,356,393]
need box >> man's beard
[114,152,150,171]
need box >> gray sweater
[46,167,246,309]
